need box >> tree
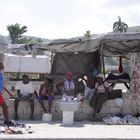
[17,37,43,44]
[84,30,91,38]
[113,16,128,33]
[7,23,27,44]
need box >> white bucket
[42,113,52,122]
[63,111,74,125]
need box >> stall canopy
[1,33,140,83]
[7,33,140,57]
[101,33,140,57]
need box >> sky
[0,0,140,39]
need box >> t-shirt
[95,81,109,93]
[15,81,34,96]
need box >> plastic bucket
[63,111,74,125]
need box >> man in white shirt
[14,75,35,120]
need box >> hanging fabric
[118,56,123,73]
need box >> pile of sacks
[103,115,140,125]
[0,122,33,134]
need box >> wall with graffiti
[130,53,140,115]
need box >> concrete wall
[0,79,124,120]
[129,53,140,115]
[0,96,124,121]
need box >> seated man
[14,75,35,120]
[82,64,99,101]
[38,77,54,113]
[79,73,96,101]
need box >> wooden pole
[100,42,105,78]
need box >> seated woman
[89,73,110,118]
[57,72,83,102]
[38,77,54,114]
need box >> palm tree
[113,16,128,33]
[7,23,27,44]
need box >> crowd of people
[0,61,121,125]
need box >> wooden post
[50,52,54,78]
[100,42,105,78]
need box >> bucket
[42,113,52,122]
[63,111,74,125]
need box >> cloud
[106,0,140,7]
[26,15,110,39]
[1,0,140,39]
[6,6,28,14]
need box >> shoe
[4,120,15,126]
[93,112,96,118]
[90,118,96,121]
[14,115,19,121]
[30,115,35,121]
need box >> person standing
[0,62,13,125]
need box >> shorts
[0,94,5,105]
[17,94,35,102]
[38,95,54,101]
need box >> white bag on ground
[114,98,123,107]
